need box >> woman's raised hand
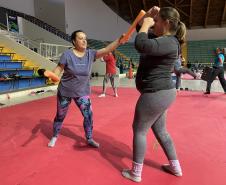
[146,6,160,18]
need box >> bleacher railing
[0,29,40,53]
[40,43,71,61]
[0,29,71,62]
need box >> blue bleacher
[187,39,226,66]
[0,69,34,77]
[0,77,46,92]
[0,61,23,69]
[0,55,12,61]
[117,43,139,63]
[87,39,139,64]
[0,49,47,93]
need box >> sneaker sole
[122,170,141,183]
[162,165,182,177]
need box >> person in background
[204,48,226,94]
[174,54,198,90]
[98,52,118,97]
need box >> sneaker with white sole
[122,169,141,182]
[194,73,201,79]
[98,94,105,98]
[87,139,100,148]
[162,164,182,177]
[48,137,57,147]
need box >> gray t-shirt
[58,48,96,97]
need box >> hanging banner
[7,14,19,33]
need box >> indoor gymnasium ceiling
[103,0,226,29]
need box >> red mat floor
[0,87,226,185]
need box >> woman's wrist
[139,24,150,33]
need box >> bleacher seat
[187,40,226,66]
[0,47,47,93]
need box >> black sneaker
[204,92,210,94]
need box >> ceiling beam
[189,0,193,28]
[177,4,191,8]
[204,0,211,28]
[158,0,161,7]
[142,0,147,11]
[128,0,134,20]
[221,0,226,26]
[114,0,120,15]
[177,0,185,5]
[163,0,190,17]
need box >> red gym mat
[0,87,226,185]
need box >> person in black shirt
[122,6,186,182]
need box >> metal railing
[0,29,71,62]
[0,29,40,52]
[40,43,71,61]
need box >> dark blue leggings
[53,92,93,140]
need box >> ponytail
[176,21,186,45]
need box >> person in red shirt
[98,52,118,97]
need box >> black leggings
[206,67,226,93]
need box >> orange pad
[44,70,60,82]
[120,10,146,43]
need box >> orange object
[120,10,146,43]
[44,70,60,82]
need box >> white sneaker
[114,93,118,97]
[162,164,182,177]
[195,73,201,79]
[48,137,57,147]
[87,139,100,148]
[98,94,105,97]
[122,169,141,182]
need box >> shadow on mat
[21,119,162,173]
[88,130,161,172]
[21,119,85,147]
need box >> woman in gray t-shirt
[48,30,124,148]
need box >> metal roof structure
[103,0,226,29]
